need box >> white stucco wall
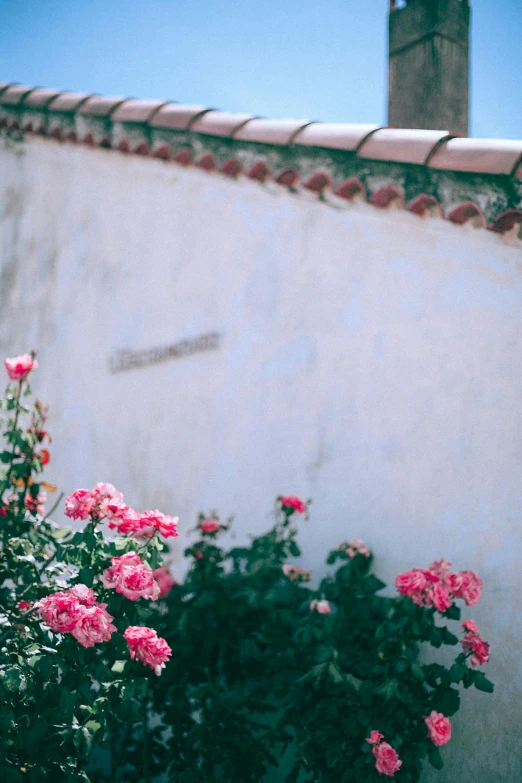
[0,136,521,781]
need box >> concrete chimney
[388,0,470,135]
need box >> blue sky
[1,0,520,139]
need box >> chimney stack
[388,0,470,135]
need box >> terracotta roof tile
[293,122,378,151]
[429,138,522,175]
[48,92,93,112]
[357,128,451,165]
[0,84,35,105]
[190,110,254,137]
[149,103,210,130]
[111,99,167,123]
[233,118,312,145]
[23,88,62,108]
[78,96,128,117]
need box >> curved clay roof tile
[233,118,312,145]
[429,138,522,176]
[149,103,210,131]
[357,128,451,166]
[190,110,255,138]
[293,122,378,152]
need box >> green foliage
[122,509,493,783]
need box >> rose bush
[0,354,174,782]
[133,501,494,783]
[1,354,494,782]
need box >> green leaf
[78,568,94,587]
[434,686,460,716]
[111,660,127,674]
[441,627,458,645]
[428,746,444,770]
[1,666,26,692]
[445,603,461,620]
[328,663,345,685]
[375,678,400,700]
[51,526,71,539]
[411,663,424,681]
[74,726,93,758]
[474,672,494,693]
[362,575,386,593]
[449,663,467,683]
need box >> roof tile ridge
[287,121,319,145]
[424,132,459,166]
[230,116,262,139]
[185,107,214,131]
[354,126,386,156]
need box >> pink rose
[366,730,384,745]
[372,742,402,776]
[93,482,126,519]
[71,603,116,648]
[17,601,32,611]
[428,559,452,584]
[107,506,142,534]
[5,353,38,382]
[65,489,96,520]
[426,582,453,613]
[124,626,172,675]
[462,619,479,633]
[279,495,307,514]
[138,510,179,539]
[152,566,177,598]
[36,584,97,633]
[424,711,451,746]
[310,599,331,614]
[448,570,483,606]
[395,568,431,597]
[101,552,160,601]
[200,519,220,534]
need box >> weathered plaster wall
[0,136,521,781]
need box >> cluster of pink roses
[338,537,371,558]
[37,571,172,673]
[395,558,483,612]
[65,482,179,539]
[279,495,307,514]
[461,620,490,667]
[5,352,38,382]
[366,731,402,777]
[282,564,313,582]
[366,711,451,776]
[37,584,116,648]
